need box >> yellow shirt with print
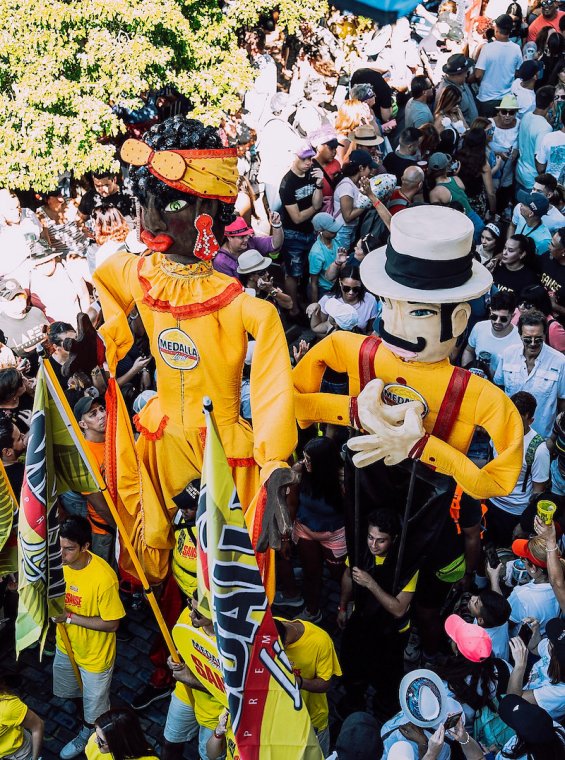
[277,619,342,731]
[0,695,26,757]
[56,552,126,673]
[171,526,198,598]
[172,607,224,730]
[345,555,418,632]
[85,732,157,760]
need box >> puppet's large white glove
[348,379,426,468]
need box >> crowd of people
[2,1,565,759]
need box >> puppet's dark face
[141,192,221,263]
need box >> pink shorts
[293,520,348,560]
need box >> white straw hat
[236,249,271,275]
[360,205,492,303]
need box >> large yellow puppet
[89,116,296,590]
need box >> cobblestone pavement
[2,571,344,760]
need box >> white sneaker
[296,608,322,624]
[60,726,92,759]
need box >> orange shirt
[84,439,109,535]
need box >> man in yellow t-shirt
[0,690,44,760]
[51,516,125,760]
[163,595,226,760]
[273,617,341,756]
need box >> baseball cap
[309,126,339,150]
[73,395,103,421]
[512,538,547,568]
[545,617,565,669]
[516,60,539,81]
[0,278,25,301]
[335,712,381,760]
[312,212,342,234]
[498,695,555,744]
[442,54,474,74]
[348,149,378,170]
[517,191,550,218]
[295,140,315,160]
[224,216,254,237]
[445,614,493,662]
[428,152,451,172]
[495,13,513,31]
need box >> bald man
[387,166,424,218]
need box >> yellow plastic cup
[537,499,557,525]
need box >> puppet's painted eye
[164,199,188,212]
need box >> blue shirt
[308,236,339,292]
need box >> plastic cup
[537,499,557,525]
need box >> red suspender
[431,366,470,442]
[358,336,381,390]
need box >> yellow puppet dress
[93,251,297,589]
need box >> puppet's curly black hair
[129,115,235,224]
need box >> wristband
[213,730,225,740]
[334,259,344,266]
[271,223,282,228]
[459,732,470,745]
[372,199,381,208]
[547,546,559,552]
[66,613,73,625]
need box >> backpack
[522,433,545,492]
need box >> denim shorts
[282,229,315,278]
[164,693,198,743]
[53,649,114,724]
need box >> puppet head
[361,206,492,363]
[122,116,237,262]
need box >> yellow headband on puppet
[120,138,238,203]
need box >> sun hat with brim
[225,216,254,237]
[312,212,342,234]
[445,614,493,662]
[498,695,555,744]
[400,669,459,728]
[360,205,492,303]
[349,125,384,147]
[442,54,474,74]
[324,298,359,331]
[32,250,62,264]
[496,95,519,111]
[236,249,271,275]
[512,538,546,568]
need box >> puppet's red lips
[140,230,174,252]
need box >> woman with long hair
[456,128,497,218]
[86,708,157,760]
[308,262,378,335]
[334,99,378,164]
[506,2,527,44]
[490,234,540,296]
[286,436,346,624]
[536,28,565,88]
[476,222,504,264]
[418,122,440,159]
[434,85,468,137]
[498,694,565,760]
[0,674,44,760]
[331,149,378,251]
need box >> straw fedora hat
[360,205,492,303]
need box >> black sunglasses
[341,285,361,293]
[498,110,517,116]
[521,336,544,345]
[490,314,510,323]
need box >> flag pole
[41,357,182,666]
[57,623,83,691]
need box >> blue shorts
[282,229,315,279]
[164,693,198,743]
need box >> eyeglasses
[555,95,565,101]
[498,110,517,115]
[95,735,108,749]
[341,285,360,293]
[490,314,510,323]
[521,336,544,345]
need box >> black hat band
[384,242,474,290]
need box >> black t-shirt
[279,169,318,234]
[4,461,24,500]
[539,254,565,307]
[0,308,48,357]
[0,394,33,434]
[78,189,134,219]
[350,68,393,109]
[383,152,418,183]
[493,265,540,297]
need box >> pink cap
[445,614,492,662]
[224,216,254,237]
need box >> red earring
[194,214,219,261]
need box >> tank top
[436,177,473,215]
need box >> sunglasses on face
[521,336,544,345]
[341,285,360,293]
[555,95,565,101]
[95,735,108,749]
[498,110,517,116]
[490,314,510,323]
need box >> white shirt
[490,427,550,514]
[476,40,523,102]
[494,343,565,438]
[536,130,565,182]
[516,112,552,190]
[508,582,561,635]
[333,178,362,230]
[467,320,522,377]
[525,638,565,719]
[483,622,510,661]
[510,79,535,118]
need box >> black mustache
[378,318,427,353]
